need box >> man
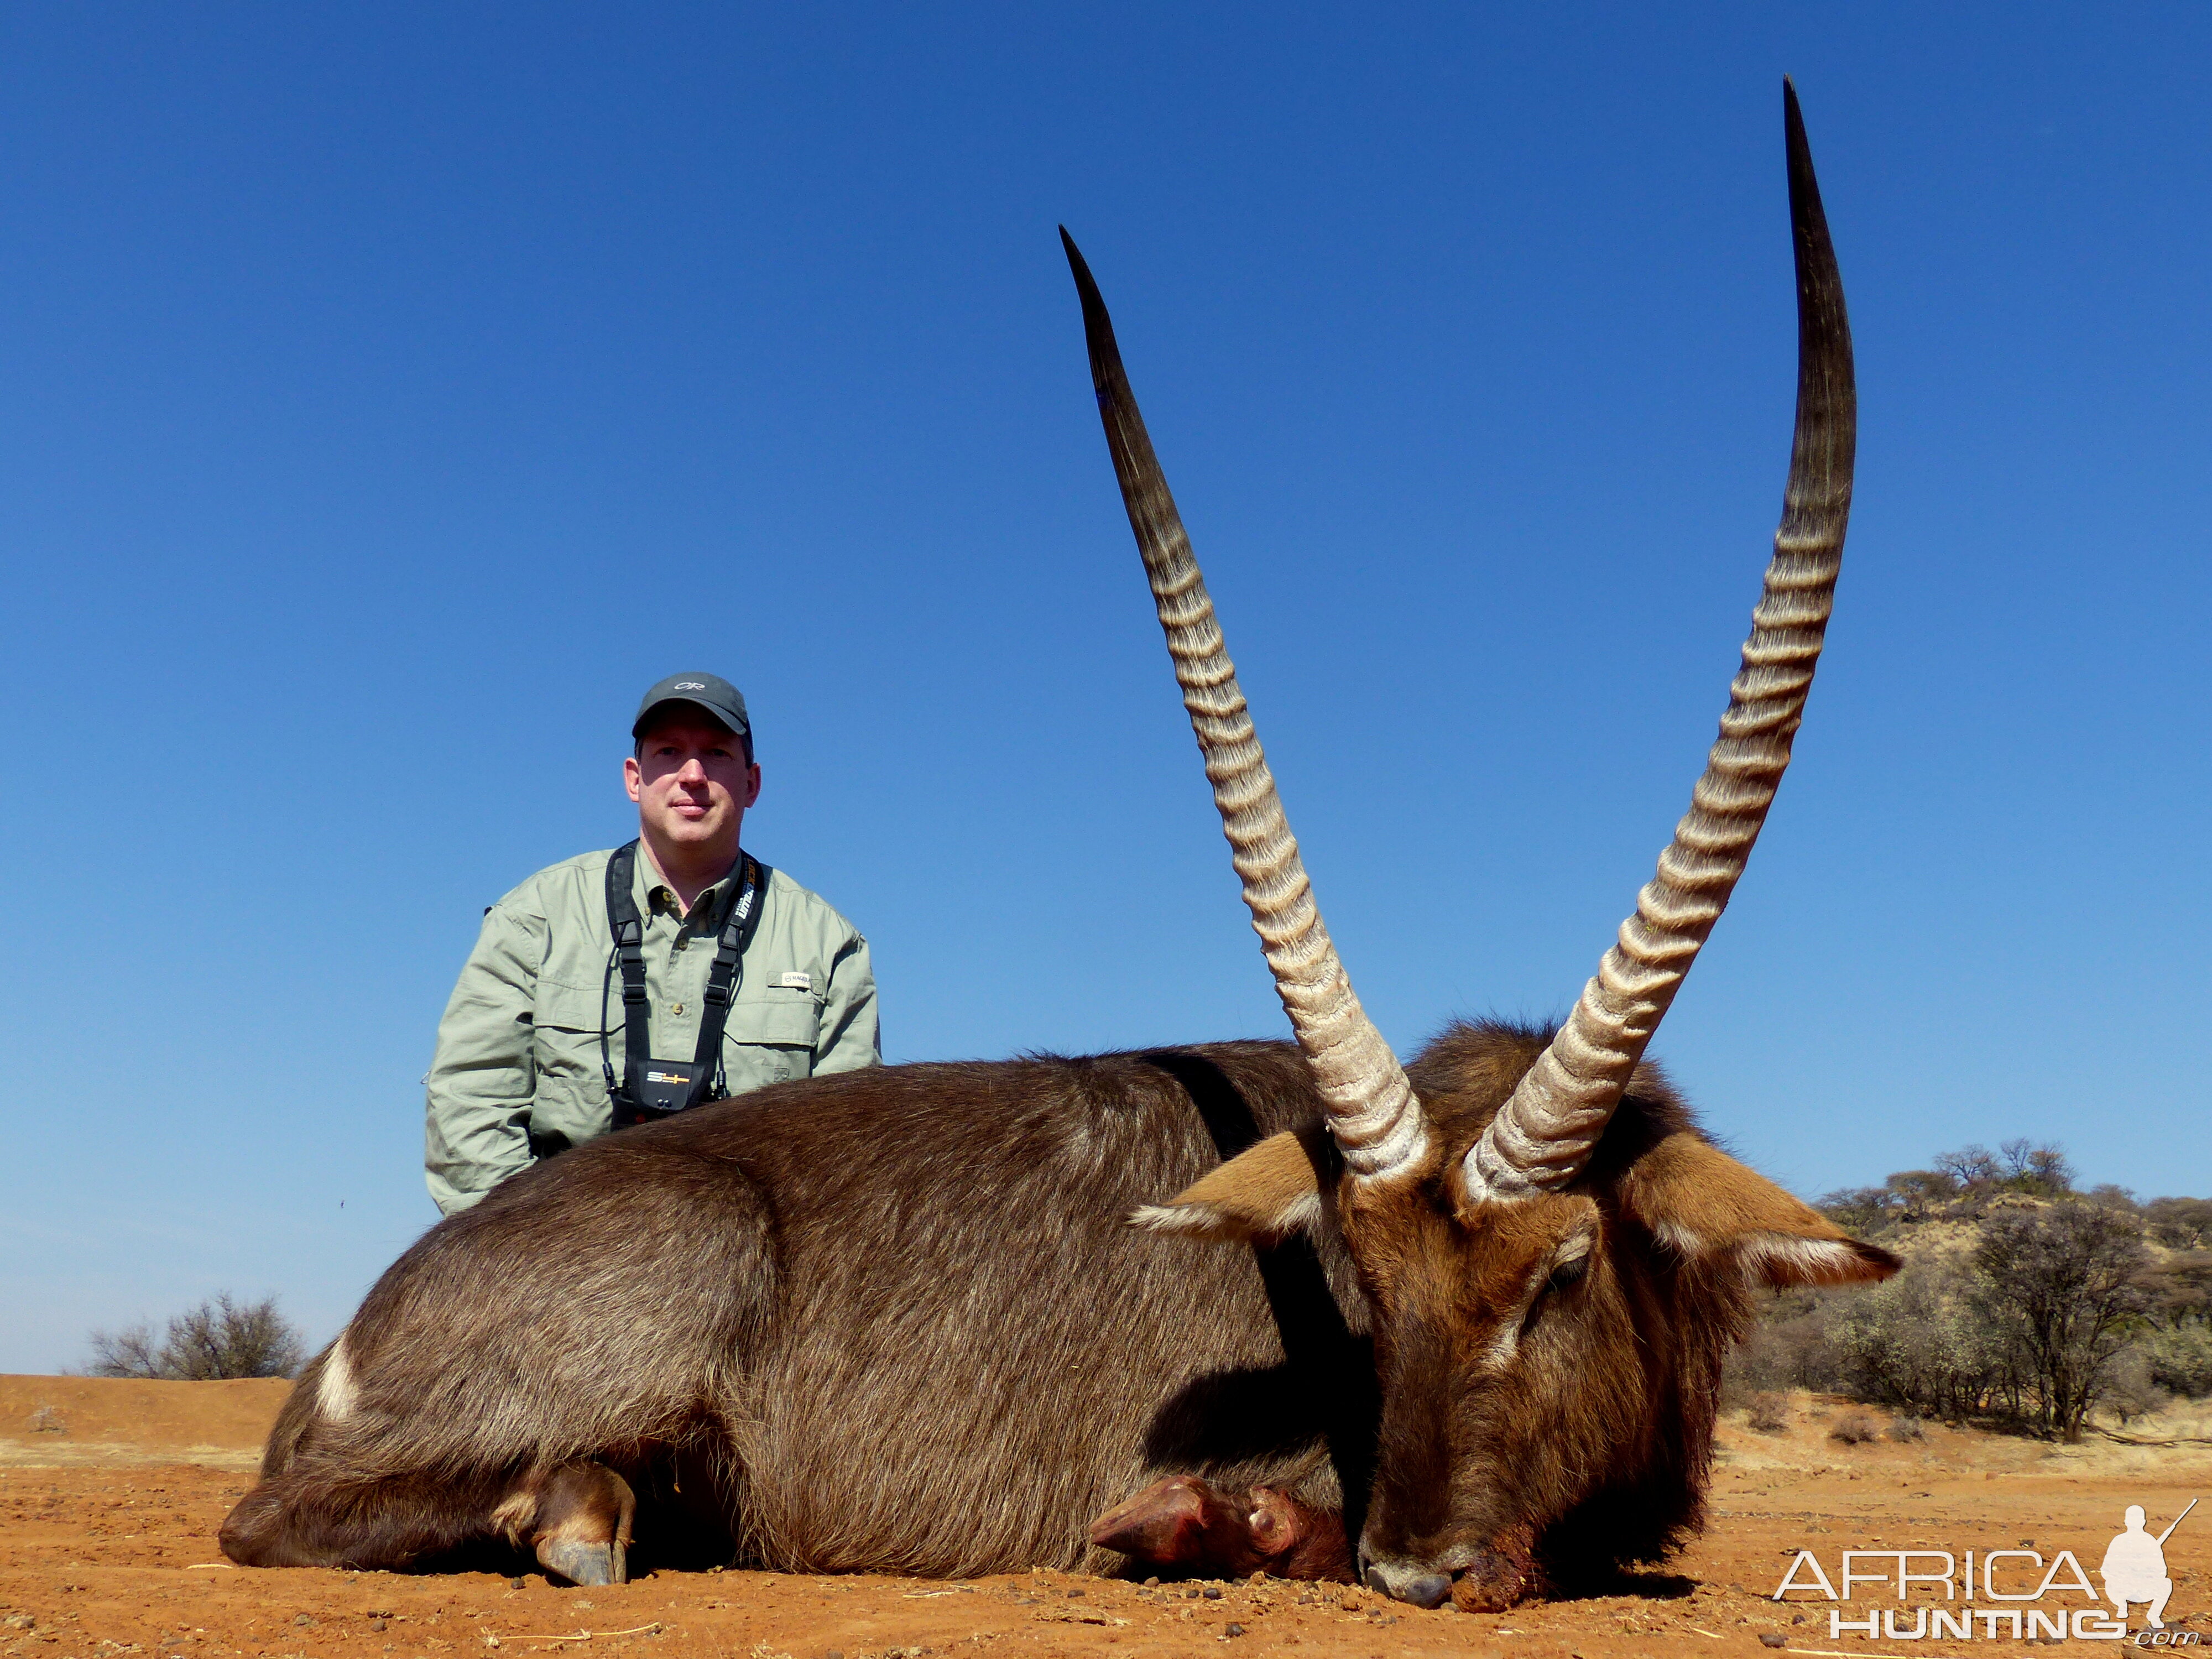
[2101,1504,2180,1629]
[425,672,879,1214]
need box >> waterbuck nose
[1363,1563,1452,1610]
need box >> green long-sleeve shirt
[425,846,878,1214]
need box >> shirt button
[671,1002,685,1016]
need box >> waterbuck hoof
[538,1537,624,1588]
[1091,1475,1352,1582]
[1091,1475,1212,1559]
[528,1462,634,1587]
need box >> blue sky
[3,5,2206,1373]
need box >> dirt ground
[2,1379,2206,1659]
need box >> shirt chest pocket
[720,993,821,1086]
[534,981,607,1035]
[529,981,612,1102]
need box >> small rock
[1223,1624,1245,1639]
[1792,1614,1807,1625]
[824,1651,844,1659]
[508,1577,527,1590]
[1143,1577,1159,1588]
[1066,1590,1084,1598]
[294,1616,315,1627]
[1760,1636,1787,1650]
[1203,1587,1223,1600]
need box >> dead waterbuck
[218,81,1895,1607]
[1066,78,1895,1609]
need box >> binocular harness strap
[599,840,768,1126]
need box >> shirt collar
[636,842,749,925]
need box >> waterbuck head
[1064,81,1900,1610]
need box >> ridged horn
[1061,227,1428,1181]
[1462,79,1858,1202]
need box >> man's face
[623,717,761,859]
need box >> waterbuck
[220,81,1895,1610]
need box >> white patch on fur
[490,1490,538,1545]
[1269,1190,1324,1237]
[1651,1222,1878,1286]
[1479,1229,1598,1372]
[1128,1190,1323,1242]
[1130,1202,1227,1236]
[316,1331,358,1422]
[1478,1265,1542,1370]
[1480,1321,1521,1369]
[1738,1233,1872,1286]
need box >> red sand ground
[2,1378,2205,1659]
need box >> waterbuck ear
[1130,1130,1332,1244]
[1621,1132,1901,1288]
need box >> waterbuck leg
[505,1462,636,1588]
[221,1455,634,1580]
[219,1465,512,1571]
[1090,1475,1353,1582]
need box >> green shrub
[2145,1324,2212,1399]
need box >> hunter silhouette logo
[1772,1499,2199,1644]
[2106,1501,2194,1630]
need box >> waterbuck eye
[1520,1250,1589,1340]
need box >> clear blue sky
[3,5,2206,1373]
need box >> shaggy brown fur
[1361,1025,1731,1596]
[1133,1021,1896,1608]
[220,1022,1893,1604]
[224,1042,1369,1579]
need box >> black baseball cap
[632,672,751,744]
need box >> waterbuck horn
[1462,79,1857,1203]
[1061,226,1429,1182]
